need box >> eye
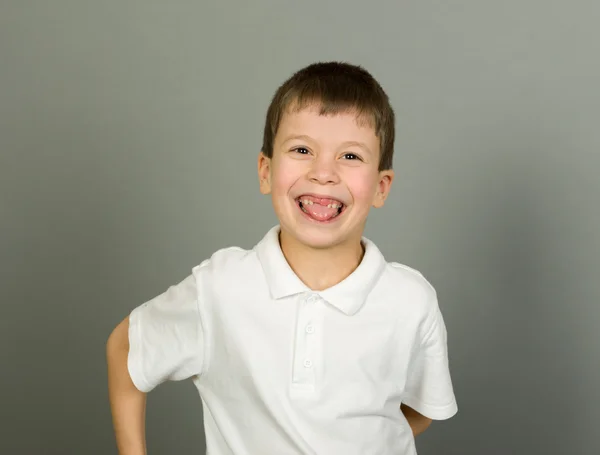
[293,147,310,155]
[343,153,361,161]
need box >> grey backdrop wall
[1,1,599,454]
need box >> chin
[296,231,343,250]
[280,220,355,251]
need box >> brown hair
[261,61,395,171]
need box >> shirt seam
[127,308,151,392]
[402,392,456,408]
[194,263,211,378]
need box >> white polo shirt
[128,225,457,455]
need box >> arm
[107,317,147,455]
[401,403,432,437]
[400,289,458,435]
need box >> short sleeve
[127,274,204,393]
[402,294,458,420]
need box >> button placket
[291,293,320,388]
[303,295,318,381]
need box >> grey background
[1,1,598,454]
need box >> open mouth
[296,196,345,222]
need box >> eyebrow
[282,134,315,144]
[282,135,373,155]
[340,141,373,155]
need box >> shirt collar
[255,225,386,316]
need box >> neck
[279,229,365,291]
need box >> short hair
[261,61,395,171]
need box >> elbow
[422,417,433,432]
[401,403,433,437]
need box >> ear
[372,169,394,208]
[258,151,272,195]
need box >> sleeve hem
[402,395,458,421]
[127,307,153,393]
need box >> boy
[107,61,458,455]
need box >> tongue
[300,196,341,222]
[305,204,338,221]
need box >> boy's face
[258,105,394,250]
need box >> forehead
[275,106,379,148]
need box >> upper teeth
[301,199,342,209]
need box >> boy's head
[258,62,395,250]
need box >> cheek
[347,172,379,204]
[271,160,303,194]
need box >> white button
[307,295,318,303]
[305,325,314,334]
[303,359,313,368]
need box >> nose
[307,155,340,185]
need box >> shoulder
[363,254,442,333]
[381,261,438,307]
[191,244,262,286]
[193,245,252,268]
[374,261,449,348]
